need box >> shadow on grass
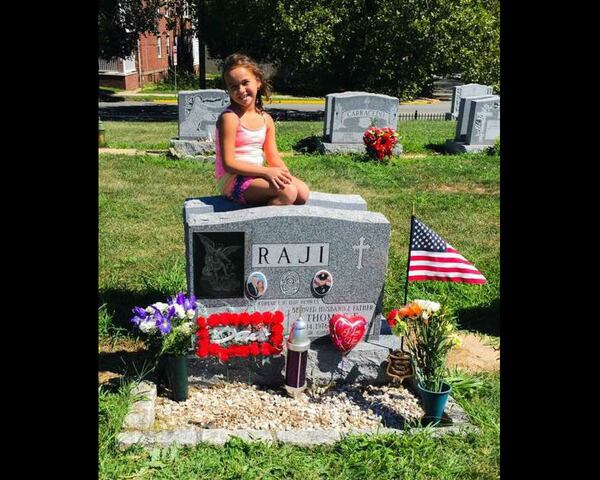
[99,287,177,333]
[455,298,500,337]
[292,135,322,154]
[425,143,448,154]
[98,88,124,103]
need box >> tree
[98,0,163,60]
[184,0,500,99]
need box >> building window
[166,36,170,56]
[157,36,162,58]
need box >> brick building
[99,4,199,91]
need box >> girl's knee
[277,183,297,204]
[294,184,309,205]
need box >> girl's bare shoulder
[217,110,239,128]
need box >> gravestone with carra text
[169,89,230,159]
[319,92,402,155]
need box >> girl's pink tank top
[214,109,267,179]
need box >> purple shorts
[224,175,254,205]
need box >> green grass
[101,120,457,155]
[99,371,499,479]
[99,120,499,478]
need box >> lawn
[99,119,500,479]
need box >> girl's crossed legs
[243,176,309,206]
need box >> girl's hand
[264,166,292,190]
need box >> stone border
[117,382,477,449]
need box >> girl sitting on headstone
[215,53,310,206]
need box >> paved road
[98,100,451,121]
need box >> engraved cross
[353,237,370,270]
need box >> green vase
[417,381,451,426]
[161,355,189,402]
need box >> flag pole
[403,207,416,306]
[401,207,416,353]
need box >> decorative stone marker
[445,95,500,154]
[169,89,230,159]
[319,92,402,155]
[448,83,494,119]
[454,95,497,142]
[183,195,390,341]
[183,192,399,386]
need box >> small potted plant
[130,292,205,401]
[386,300,462,424]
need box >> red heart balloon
[329,314,367,354]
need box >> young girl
[215,53,310,206]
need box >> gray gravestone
[183,198,390,341]
[323,91,363,139]
[446,95,500,153]
[450,83,494,118]
[465,96,500,146]
[178,89,230,140]
[320,92,401,154]
[454,95,496,142]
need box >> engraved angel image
[196,234,241,282]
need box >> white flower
[172,303,186,319]
[139,319,157,334]
[414,299,441,313]
[422,310,430,320]
[185,309,197,320]
[145,306,155,315]
[178,322,192,336]
[152,302,169,313]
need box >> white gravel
[154,382,424,431]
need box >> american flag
[408,217,487,284]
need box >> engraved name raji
[252,243,329,267]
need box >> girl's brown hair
[222,53,272,112]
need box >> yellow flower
[450,335,462,348]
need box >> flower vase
[161,354,189,402]
[417,381,451,425]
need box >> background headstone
[178,89,230,140]
[183,198,391,341]
[465,96,500,146]
[450,83,494,118]
[445,95,500,153]
[320,92,402,154]
[454,95,496,142]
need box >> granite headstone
[465,96,500,146]
[320,92,401,154]
[178,89,230,140]
[450,83,494,118]
[445,95,500,153]
[454,95,496,142]
[183,195,390,341]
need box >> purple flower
[130,306,148,326]
[153,305,175,335]
[169,292,198,317]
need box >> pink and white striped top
[214,109,267,180]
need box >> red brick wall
[99,73,139,91]
[137,15,175,81]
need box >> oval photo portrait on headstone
[312,270,333,296]
[246,271,268,299]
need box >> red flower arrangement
[195,310,284,363]
[363,127,399,161]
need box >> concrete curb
[117,382,477,449]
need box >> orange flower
[399,306,411,318]
[407,302,422,317]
